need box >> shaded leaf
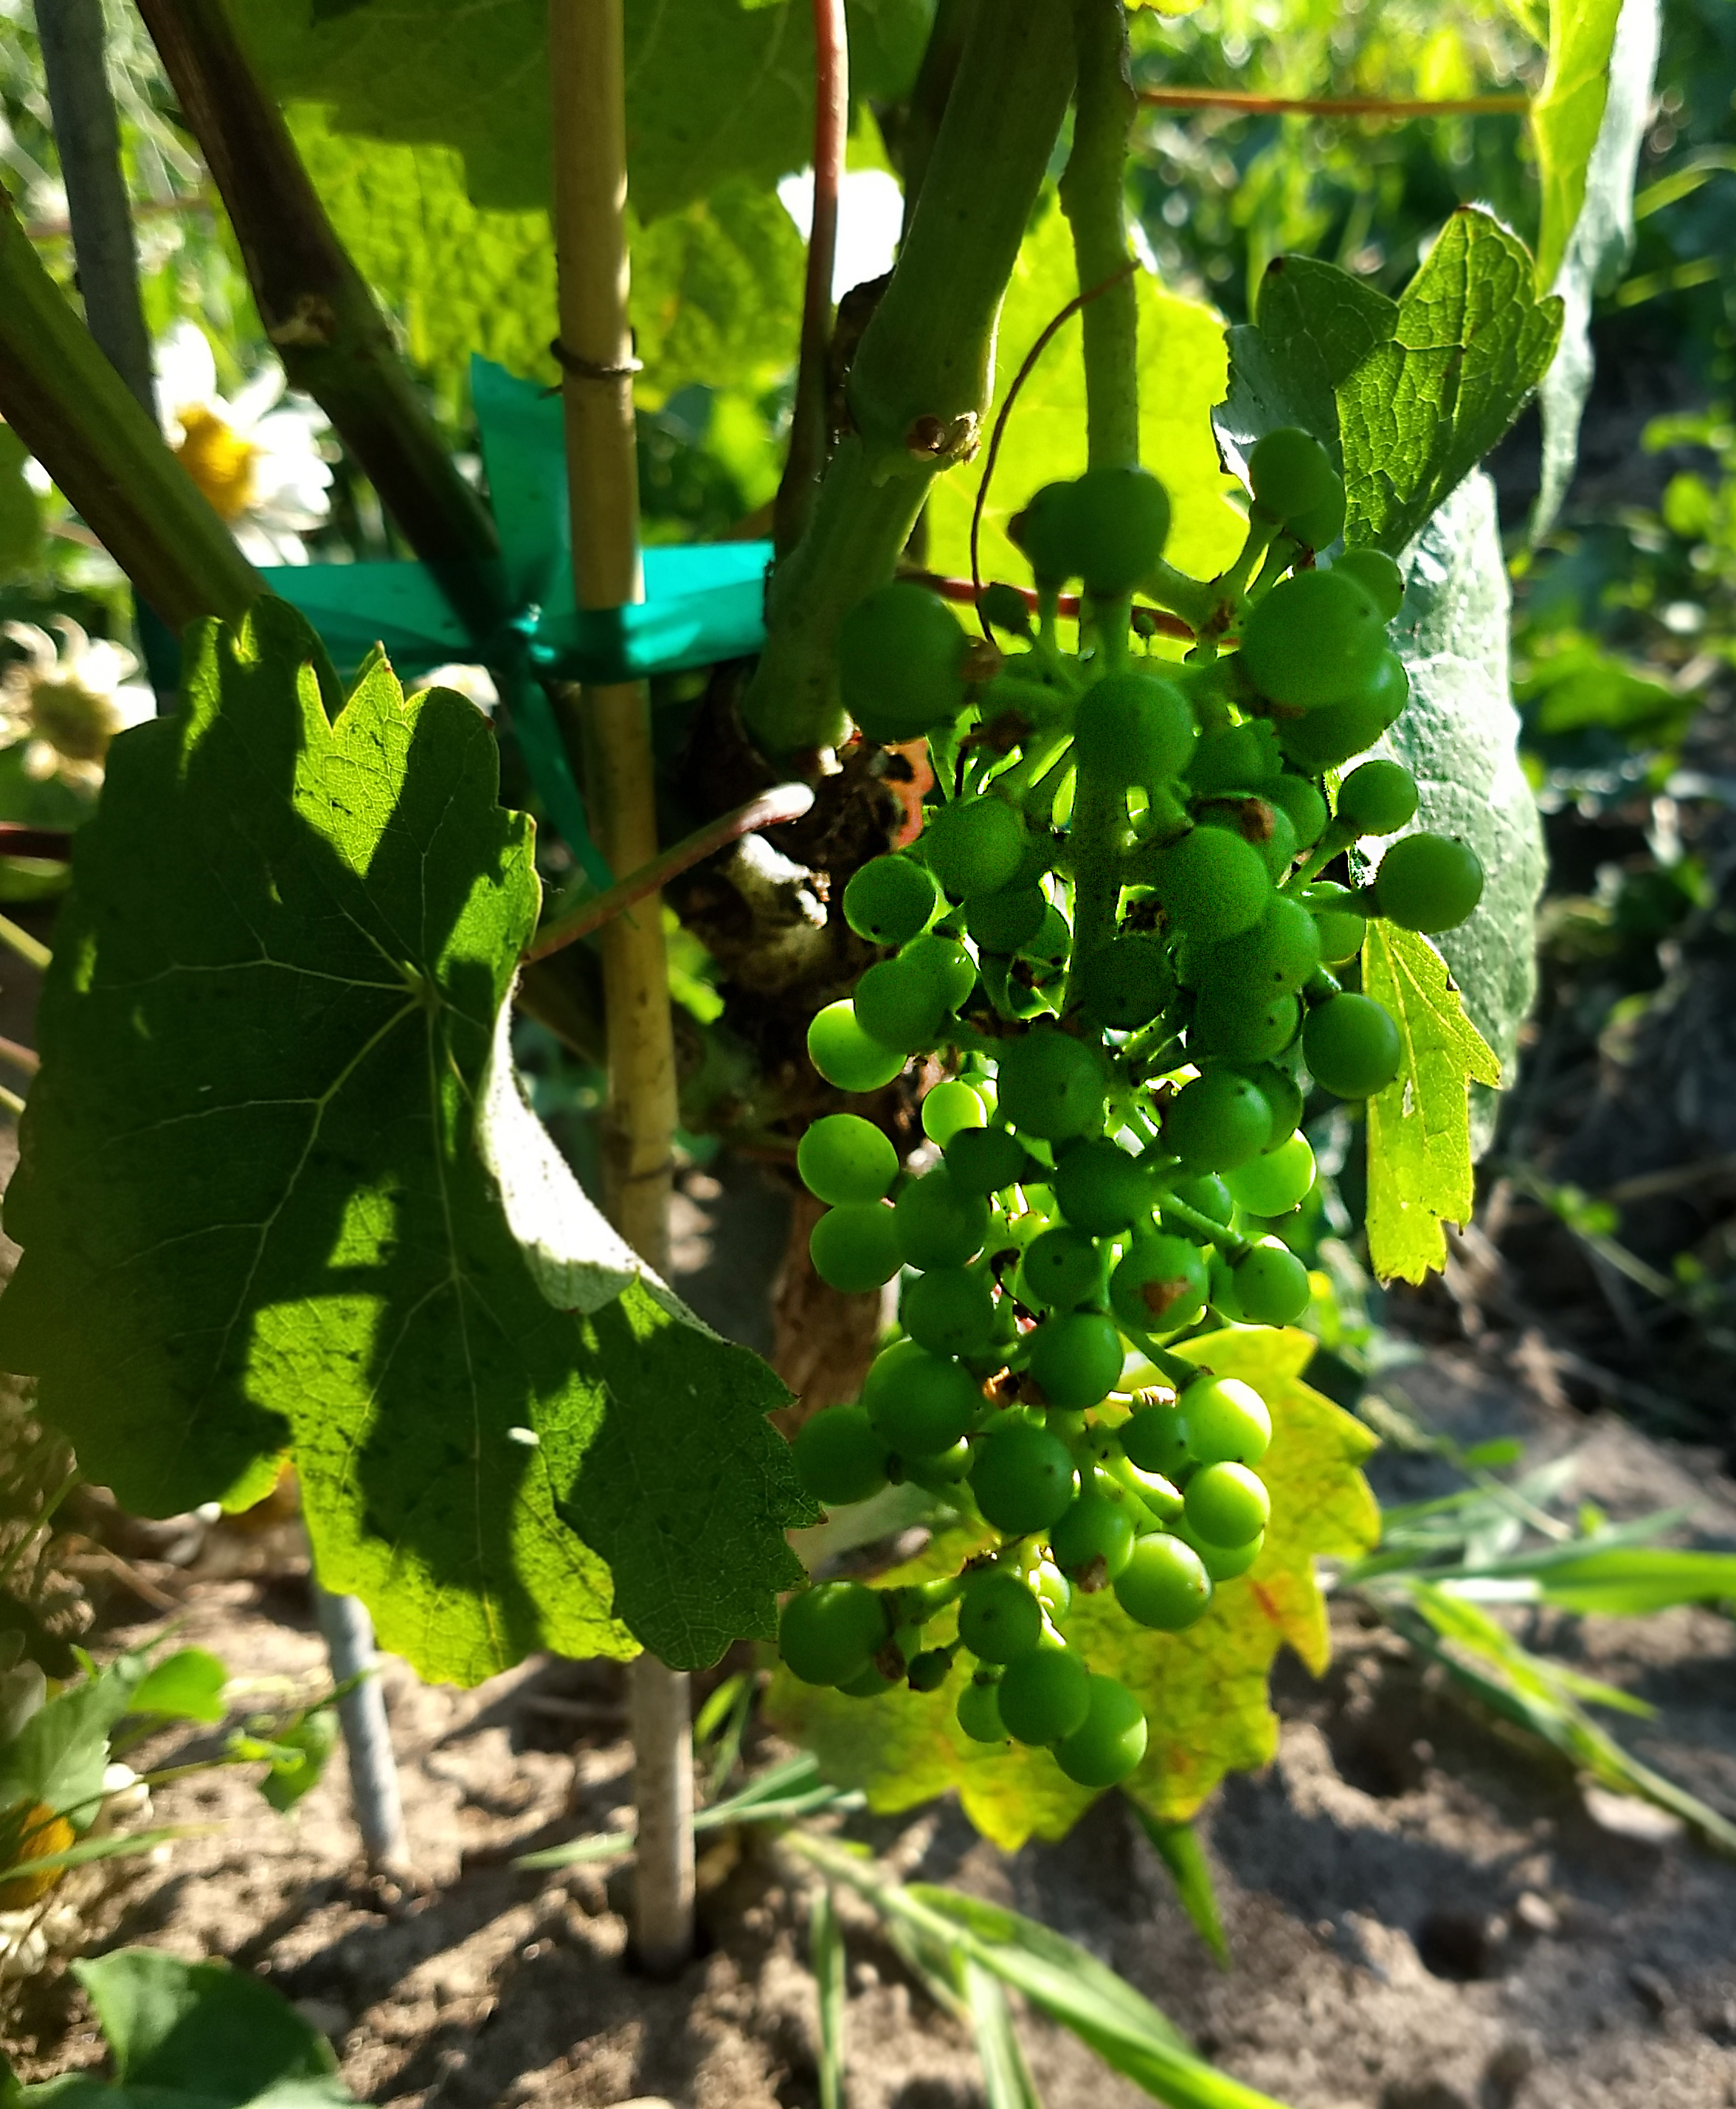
[0,1651,147,1832]
[128,1649,228,1725]
[764,1330,1377,1849]
[1214,258,1395,480]
[1362,924,1501,1285]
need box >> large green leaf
[1362,925,1502,1284]
[1530,0,1625,292]
[246,0,930,221]
[765,1329,1377,1850]
[288,108,804,411]
[924,200,1245,599]
[1215,257,1395,483]
[20,1949,353,2109]
[0,601,815,1685]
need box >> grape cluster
[779,435,1486,1787]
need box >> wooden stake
[547,0,693,1978]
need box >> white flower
[0,618,154,793]
[155,320,332,565]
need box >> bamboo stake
[547,0,693,1978]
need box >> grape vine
[777,430,1484,1787]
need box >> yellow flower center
[174,405,260,522]
[29,676,121,764]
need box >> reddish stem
[524,783,817,963]
[1138,86,1528,119]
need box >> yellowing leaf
[764,1329,1379,1850]
[1362,922,1503,1284]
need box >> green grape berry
[1109,1232,1209,1335]
[1239,569,1386,708]
[1048,1491,1137,1580]
[1248,1061,1304,1146]
[792,1404,893,1505]
[837,1662,896,1699]
[1205,894,1322,997]
[1010,480,1085,585]
[1189,982,1301,1065]
[1263,773,1329,849]
[1054,1675,1149,1786]
[1307,882,1367,966]
[1284,475,1346,552]
[1303,992,1403,1099]
[901,1266,997,1358]
[1180,1375,1272,1466]
[1372,832,1485,933]
[839,581,969,744]
[996,1645,1092,1745]
[1228,1237,1312,1325]
[1052,1138,1152,1235]
[1026,1311,1125,1410]
[1249,427,1339,524]
[779,1581,891,1685]
[843,855,938,946]
[1149,826,1271,943]
[895,1166,990,1269]
[956,1568,1043,1663]
[808,1001,907,1093]
[903,930,978,1012]
[863,1342,982,1455]
[1164,1068,1272,1172]
[1022,902,1072,977]
[996,1028,1105,1141]
[956,1671,1009,1743]
[1186,720,1283,798]
[1074,933,1172,1028]
[809,1203,904,1293]
[1120,1401,1192,1477]
[1332,546,1405,620]
[1074,672,1197,790]
[1166,1172,1234,1226]
[1338,759,1418,838]
[907,1648,953,1692]
[923,796,1028,900]
[969,1421,1078,1534]
[854,955,947,1054]
[1071,466,1172,596]
[1177,1521,1266,1583]
[966,883,1049,954]
[921,1078,987,1147]
[947,1125,1034,1196]
[1185,1460,1271,1546]
[979,581,1034,637]
[1114,1533,1213,1630]
[1225,1131,1317,1216]
[1019,1225,1108,1311]
[798,1113,898,1205]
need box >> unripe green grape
[793,1404,893,1505]
[1189,984,1301,1065]
[1053,1138,1153,1235]
[778,1581,890,1685]
[1149,827,1272,944]
[839,581,969,744]
[1206,1246,1242,1322]
[1225,1131,1317,1215]
[1256,804,1299,881]
[1164,1068,1273,1173]
[798,1114,898,1205]
[1264,773,1329,849]
[1166,1172,1234,1226]
[904,930,978,1012]
[966,883,1048,954]
[1338,759,1418,838]
[969,1421,1078,1533]
[1069,466,1172,596]
[1180,1375,1272,1466]
[1372,832,1485,933]
[1009,480,1086,586]
[1277,652,1408,773]
[838,1661,897,1698]
[1307,883,1367,965]
[1208,895,1322,998]
[902,1266,997,1358]
[1121,1401,1193,1477]
[1022,902,1072,977]
[866,1345,983,1457]
[1019,1226,1108,1311]
[1109,1232,1210,1336]
[956,1671,1009,1742]
[1074,672,1197,790]
[1239,569,1385,708]
[997,1645,1092,1744]
[843,855,939,946]
[1284,475,1346,552]
[1054,1675,1149,1786]
[923,797,1028,899]
[980,581,1035,637]
[1075,933,1172,1029]
[1185,719,1283,798]
[1176,1521,1265,1582]
[808,1001,907,1092]
[1049,1490,1137,1579]
[1304,992,1402,1099]
[1114,1533,1213,1630]
[956,1568,1044,1663]
[1033,1559,1071,1622]
[922,1078,988,1147]
[1249,427,1339,522]
[1245,1064,1304,1147]
[996,1028,1105,1142]
[1026,1311,1125,1410]
[896,1166,990,1269]
[809,1203,903,1293]
[907,1648,953,1692]
[854,956,946,1054]
[946,1125,1034,1197]
[1228,1237,1311,1325]
[1332,546,1404,621]
[1185,1460,1271,1546]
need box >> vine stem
[773,0,847,555]
[547,0,693,1978]
[311,1583,409,1877]
[1136,87,1529,118]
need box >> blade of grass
[964,1959,1046,2109]
[812,1884,848,2109]
[1127,1808,1229,1967]
[515,1754,864,1869]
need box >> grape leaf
[1214,256,1395,483]
[1362,925,1502,1284]
[0,600,815,1686]
[1530,0,1625,292]
[246,0,928,221]
[288,108,804,412]
[1337,210,1563,556]
[923,199,1246,600]
[764,1329,1378,1850]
